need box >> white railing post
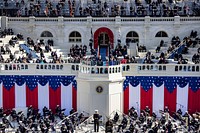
[174,16,180,28]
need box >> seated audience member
[105,118,113,133]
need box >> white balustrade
[6,16,200,24]
[0,63,199,76]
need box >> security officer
[93,110,100,132]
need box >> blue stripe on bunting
[49,76,61,90]
[38,76,48,86]
[0,75,75,91]
[26,76,38,90]
[15,75,26,86]
[2,75,15,90]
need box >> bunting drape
[0,75,77,114]
[124,76,200,115]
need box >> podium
[77,64,125,117]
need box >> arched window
[69,31,81,42]
[155,31,168,37]
[126,31,139,43]
[40,31,53,37]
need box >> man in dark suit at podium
[93,110,100,132]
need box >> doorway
[94,27,114,62]
[98,32,109,61]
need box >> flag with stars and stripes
[0,75,77,115]
[123,76,200,116]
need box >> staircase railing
[168,114,188,132]
[77,110,106,132]
[77,114,94,132]
[167,39,185,59]
[56,111,78,127]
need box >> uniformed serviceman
[93,110,100,132]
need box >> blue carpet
[19,44,38,58]
[99,47,107,61]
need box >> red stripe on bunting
[188,88,200,114]
[26,86,38,109]
[140,87,153,115]
[164,87,177,115]
[3,86,15,110]
[49,86,61,113]
[72,85,77,111]
[123,86,129,114]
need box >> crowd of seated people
[156,40,165,53]
[0,32,64,64]
[0,30,65,64]
[165,31,199,64]
[168,31,199,54]
[143,51,170,64]
[123,106,200,132]
[68,0,76,17]
[24,0,76,17]
[68,44,88,63]
[1,0,200,17]
[68,39,138,66]
[0,28,14,38]
[79,1,117,17]
[167,36,181,53]
[143,51,155,64]
[69,44,87,58]
[107,105,200,132]
[0,28,198,66]
[0,106,88,132]
[0,105,199,132]
[138,45,147,52]
[0,30,26,63]
[192,48,200,64]
[135,0,187,17]
[24,37,65,64]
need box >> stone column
[174,16,180,38]
[115,16,121,47]
[57,16,64,48]
[28,16,36,40]
[0,16,8,30]
[144,16,150,47]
